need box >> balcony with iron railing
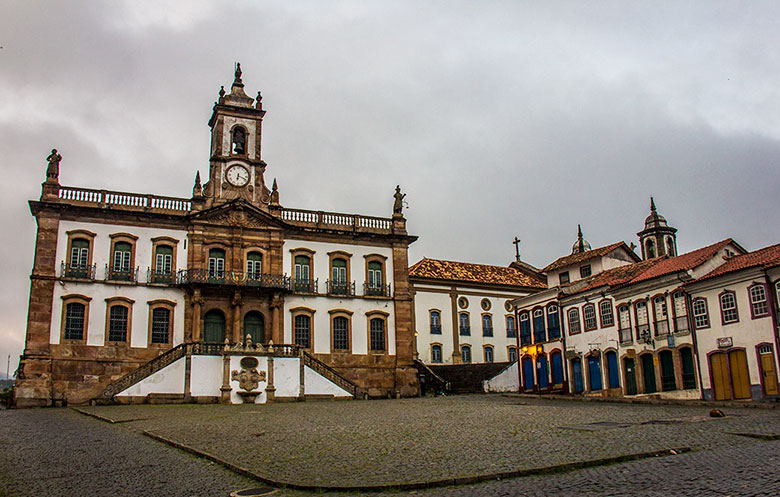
[430,324,442,335]
[459,325,471,336]
[147,268,176,285]
[105,265,138,284]
[177,269,290,290]
[60,262,96,280]
[618,326,633,344]
[363,282,392,298]
[483,326,493,337]
[292,278,318,294]
[635,323,651,342]
[654,320,670,337]
[325,280,355,297]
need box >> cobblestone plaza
[2,395,780,496]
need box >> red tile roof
[542,242,639,273]
[628,238,735,284]
[409,258,547,289]
[573,259,662,292]
[694,243,780,282]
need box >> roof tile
[695,243,780,282]
[543,242,637,272]
[409,258,546,289]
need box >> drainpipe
[515,304,521,393]
[559,299,568,389]
[686,292,706,401]
[763,271,780,379]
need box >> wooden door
[710,352,731,400]
[588,356,603,391]
[641,354,657,393]
[624,358,637,395]
[760,351,779,396]
[203,310,226,343]
[572,359,584,393]
[523,358,535,391]
[551,353,564,386]
[537,356,548,389]
[729,350,751,400]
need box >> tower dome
[637,197,677,260]
[571,224,592,254]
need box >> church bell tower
[202,63,271,208]
[637,197,678,260]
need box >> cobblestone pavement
[0,408,256,497]
[79,395,780,488]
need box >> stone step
[147,393,186,404]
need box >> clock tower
[203,63,271,208]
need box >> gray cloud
[1,1,779,373]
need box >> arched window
[582,304,597,331]
[692,298,710,328]
[532,308,546,342]
[369,317,386,352]
[505,315,517,338]
[150,307,171,344]
[635,301,649,339]
[672,291,688,332]
[547,304,560,339]
[70,238,90,270]
[367,261,384,296]
[482,314,493,337]
[508,347,518,363]
[231,126,246,154]
[332,316,349,351]
[519,312,531,345]
[64,302,86,340]
[749,284,769,318]
[719,291,739,324]
[484,346,494,363]
[567,308,581,335]
[666,237,676,256]
[208,248,225,278]
[429,310,441,334]
[646,239,656,259]
[431,344,443,363]
[112,242,132,277]
[294,255,312,292]
[107,304,129,342]
[461,345,472,364]
[154,245,174,282]
[599,300,614,328]
[246,251,262,280]
[459,313,470,336]
[331,258,348,294]
[653,296,669,336]
[294,314,311,348]
[618,304,631,343]
[244,311,265,344]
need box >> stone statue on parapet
[46,149,61,180]
[393,185,406,216]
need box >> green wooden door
[641,354,657,394]
[624,358,637,395]
[659,350,677,391]
[243,311,265,344]
[203,310,226,343]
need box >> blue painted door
[572,359,584,393]
[523,358,534,391]
[551,353,564,385]
[588,356,603,391]
[537,356,548,389]
[606,351,620,389]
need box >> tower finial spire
[193,171,202,197]
[233,62,243,86]
[577,224,585,253]
[650,196,656,212]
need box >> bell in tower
[203,63,271,208]
[637,197,678,260]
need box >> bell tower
[637,197,678,260]
[203,63,271,208]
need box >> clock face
[226,165,249,187]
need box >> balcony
[674,316,690,333]
[60,262,96,280]
[148,269,176,285]
[654,320,669,337]
[430,325,442,335]
[364,282,392,298]
[326,280,355,297]
[106,265,138,283]
[618,327,633,344]
[292,278,318,294]
[635,323,650,342]
[459,325,470,336]
[483,326,493,337]
[177,269,290,290]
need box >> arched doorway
[537,354,548,389]
[710,352,730,400]
[587,355,603,391]
[680,347,697,390]
[551,351,564,386]
[571,358,584,393]
[659,350,677,391]
[605,351,620,389]
[641,354,657,393]
[244,311,265,344]
[522,357,534,391]
[623,357,637,395]
[203,309,226,343]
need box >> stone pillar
[191,291,203,342]
[265,356,276,403]
[220,353,232,403]
[299,348,305,400]
[271,293,283,344]
[450,288,461,364]
[183,350,193,402]
[232,291,243,343]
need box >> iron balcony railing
[635,323,650,341]
[654,320,670,337]
[105,265,138,283]
[618,327,633,344]
[292,278,318,294]
[430,324,442,334]
[483,326,493,337]
[177,269,291,290]
[325,280,355,297]
[60,262,96,280]
[674,316,690,333]
[364,282,392,298]
[147,268,176,285]
[459,325,471,336]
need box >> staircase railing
[413,360,450,393]
[102,343,190,399]
[302,351,359,397]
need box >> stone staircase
[302,351,360,397]
[423,362,513,394]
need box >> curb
[503,393,780,409]
[72,407,120,423]
[142,430,690,492]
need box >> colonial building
[15,65,419,407]
[409,258,545,366]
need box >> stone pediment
[190,199,283,229]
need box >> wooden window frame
[207,245,227,277]
[599,299,614,328]
[108,233,138,282]
[429,309,442,335]
[505,314,517,338]
[748,283,770,319]
[692,297,710,329]
[329,309,353,354]
[567,308,581,335]
[430,343,443,363]
[483,345,495,363]
[150,236,178,284]
[327,250,352,296]
[148,299,176,347]
[719,290,739,325]
[507,346,518,363]
[290,247,316,293]
[243,246,268,279]
[104,296,135,345]
[366,310,389,354]
[458,311,471,336]
[290,306,316,350]
[60,294,91,343]
[559,271,570,284]
[671,290,689,332]
[64,230,96,277]
[651,294,669,334]
[582,303,597,332]
[482,313,493,337]
[364,254,389,297]
[579,264,592,278]
[546,304,560,338]
[461,344,472,364]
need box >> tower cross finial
[513,237,522,262]
[650,196,656,212]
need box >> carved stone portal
[231,356,266,403]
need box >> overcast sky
[1,1,779,375]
